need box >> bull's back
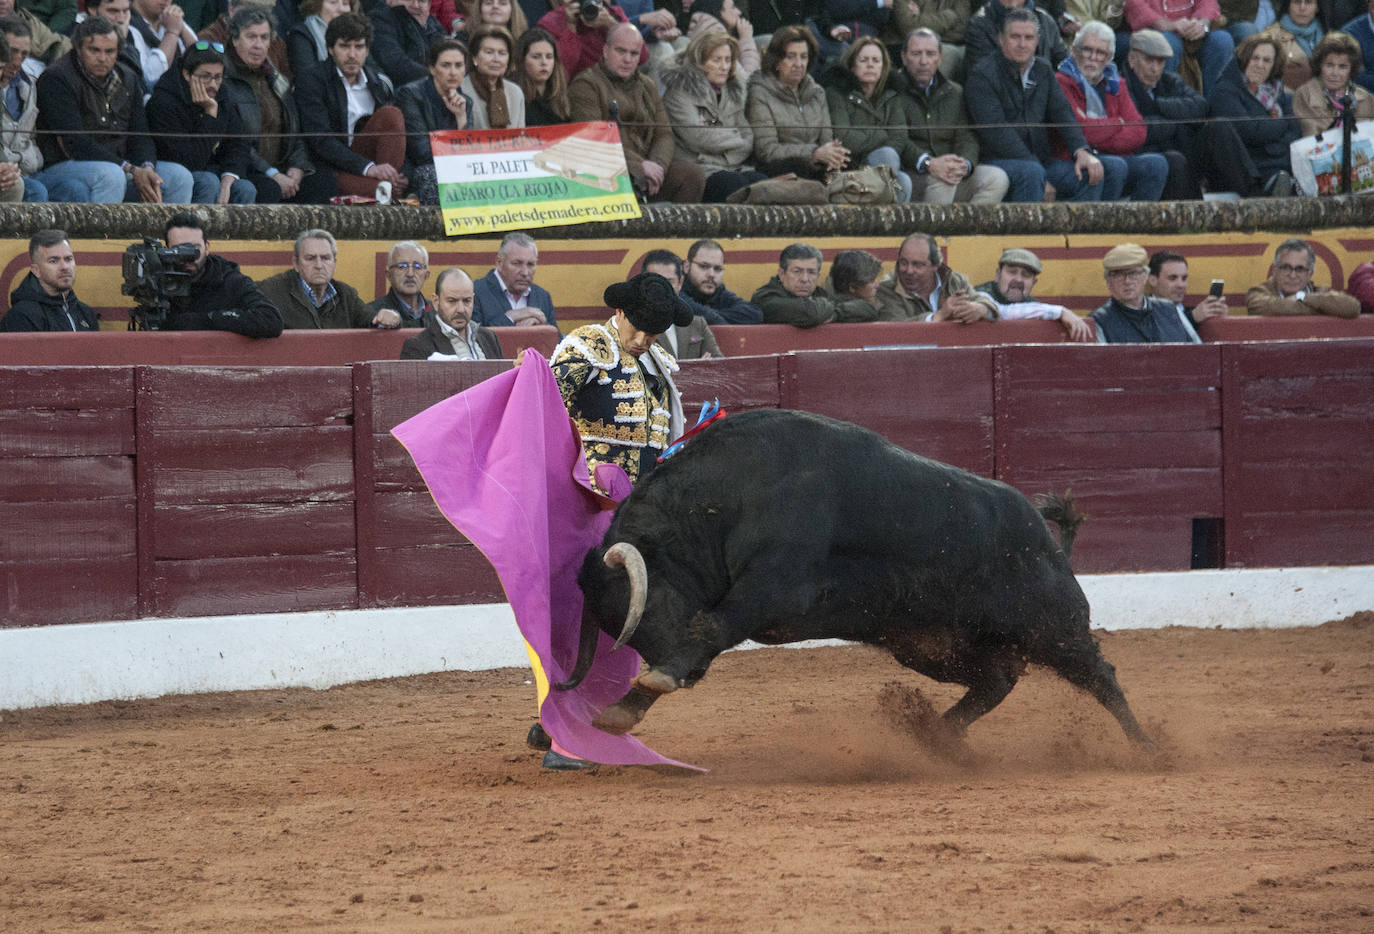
[627,409,1069,575]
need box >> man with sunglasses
[147,39,256,202]
[1245,239,1361,319]
[367,241,434,327]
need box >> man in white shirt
[128,0,196,91]
[974,247,1094,341]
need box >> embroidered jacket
[552,322,681,491]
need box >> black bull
[558,409,1153,748]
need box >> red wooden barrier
[0,327,562,367]
[2,338,1371,624]
[355,361,508,608]
[0,368,137,626]
[711,320,1072,356]
[1221,340,1374,567]
[136,367,359,617]
[995,345,1224,573]
[1199,316,1374,342]
[786,347,997,474]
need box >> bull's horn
[604,542,647,651]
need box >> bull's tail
[1034,490,1085,559]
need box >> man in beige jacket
[876,232,997,322]
[1245,238,1362,319]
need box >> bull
[558,409,1154,749]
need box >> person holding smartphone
[1147,250,1230,327]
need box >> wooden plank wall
[1,340,1370,625]
[996,346,1224,573]
[1221,341,1374,567]
[137,367,358,617]
[0,368,137,626]
[355,361,508,608]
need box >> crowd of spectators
[3,0,1374,203]
[1,222,1367,341]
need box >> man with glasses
[146,39,256,202]
[1054,20,1165,202]
[473,232,558,328]
[680,238,762,325]
[1090,242,1201,343]
[35,15,194,202]
[368,240,434,327]
[1245,239,1361,319]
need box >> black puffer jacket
[165,254,284,338]
[1,272,99,332]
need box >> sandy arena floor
[2,618,1372,933]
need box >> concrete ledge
[1,566,1369,711]
[6,195,1374,241]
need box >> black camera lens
[579,0,602,22]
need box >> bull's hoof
[592,701,644,734]
[634,669,680,695]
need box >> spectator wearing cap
[1123,0,1235,96]
[1090,243,1202,342]
[975,248,1094,341]
[548,271,693,492]
[1123,28,1209,199]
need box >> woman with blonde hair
[1293,29,1374,136]
[662,30,765,201]
[514,26,570,125]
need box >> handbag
[1290,119,1374,196]
[725,173,829,205]
[825,164,898,205]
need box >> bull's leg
[939,663,1019,735]
[1037,638,1155,747]
[592,684,661,734]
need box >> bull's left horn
[603,542,647,651]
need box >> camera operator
[159,213,284,337]
[535,0,646,82]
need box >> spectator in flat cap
[1124,28,1209,199]
[975,248,1094,341]
[1090,243,1202,342]
[548,271,692,492]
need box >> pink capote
[391,352,700,770]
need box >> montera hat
[604,272,694,335]
[1130,30,1174,59]
[998,247,1043,274]
[1102,243,1150,271]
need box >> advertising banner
[432,122,642,235]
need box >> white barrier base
[1,566,1370,711]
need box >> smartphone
[1209,279,1224,298]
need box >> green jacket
[751,276,878,329]
[889,68,980,166]
[822,67,918,168]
